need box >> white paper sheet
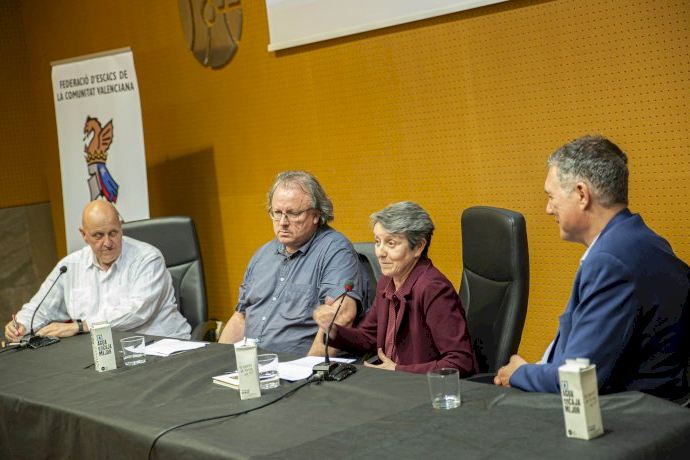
[212,356,357,384]
[277,356,357,381]
[145,338,207,356]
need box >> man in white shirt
[4,200,191,341]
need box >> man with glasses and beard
[218,171,368,356]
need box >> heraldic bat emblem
[83,116,119,203]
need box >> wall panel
[9,0,690,360]
[0,0,49,208]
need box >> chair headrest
[123,216,200,266]
[461,206,527,280]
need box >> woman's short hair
[267,171,334,226]
[370,201,434,257]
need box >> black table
[1,333,689,459]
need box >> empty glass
[427,368,461,409]
[257,353,280,389]
[120,336,146,366]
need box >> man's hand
[218,312,245,344]
[494,354,528,387]
[36,322,79,338]
[4,320,26,342]
[363,348,396,371]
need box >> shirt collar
[275,226,326,257]
[580,233,600,264]
[86,237,126,272]
[382,258,432,300]
[86,250,101,271]
[580,208,631,264]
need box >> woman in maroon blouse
[314,202,476,375]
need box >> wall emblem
[178,0,243,69]
[83,116,119,203]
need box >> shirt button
[272,297,276,301]
[262,316,267,321]
[280,277,284,282]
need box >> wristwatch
[76,319,84,334]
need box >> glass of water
[257,353,280,389]
[427,368,461,409]
[120,336,146,367]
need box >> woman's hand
[313,297,338,336]
[363,348,396,371]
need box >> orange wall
[6,0,690,361]
[0,0,49,208]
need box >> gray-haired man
[495,135,689,400]
[219,171,368,356]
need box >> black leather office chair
[459,206,529,375]
[352,242,381,313]
[122,216,216,341]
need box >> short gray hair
[547,135,628,207]
[267,171,334,226]
[370,202,434,258]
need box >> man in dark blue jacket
[495,135,689,400]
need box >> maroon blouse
[330,258,476,375]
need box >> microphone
[324,280,353,364]
[21,265,67,349]
[313,280,358,381]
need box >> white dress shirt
[537,233,602,364]
[16,236,191,339]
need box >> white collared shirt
[580,233,601,264]
[16,236,191,339]
[537,232,602,364]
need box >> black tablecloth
[1,333,689,459]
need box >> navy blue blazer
[511,209,689,400]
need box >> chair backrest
[122,216,208,329]
[352,242,381,312]
[459,206,529,374]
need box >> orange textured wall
[0,0,49,208]
[10,0,690,361]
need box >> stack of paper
[145,339,207,357]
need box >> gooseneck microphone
[21,265,68,349]
[323,281,353,365]
[313,280,358,381]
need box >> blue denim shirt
[237,226,367,356]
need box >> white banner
[265,0,508,51]
[51,48,149,252]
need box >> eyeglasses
[268,208,312,222]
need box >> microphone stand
[313,287,357,381]
[20,266,67,349]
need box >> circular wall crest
[178,0,242,69]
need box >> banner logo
[83,116,119,203]
[52,48,149,251]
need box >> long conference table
[1,332,689,459]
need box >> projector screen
[265,0,508,52]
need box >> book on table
[213,371,276,389]
[212,372,241,389]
